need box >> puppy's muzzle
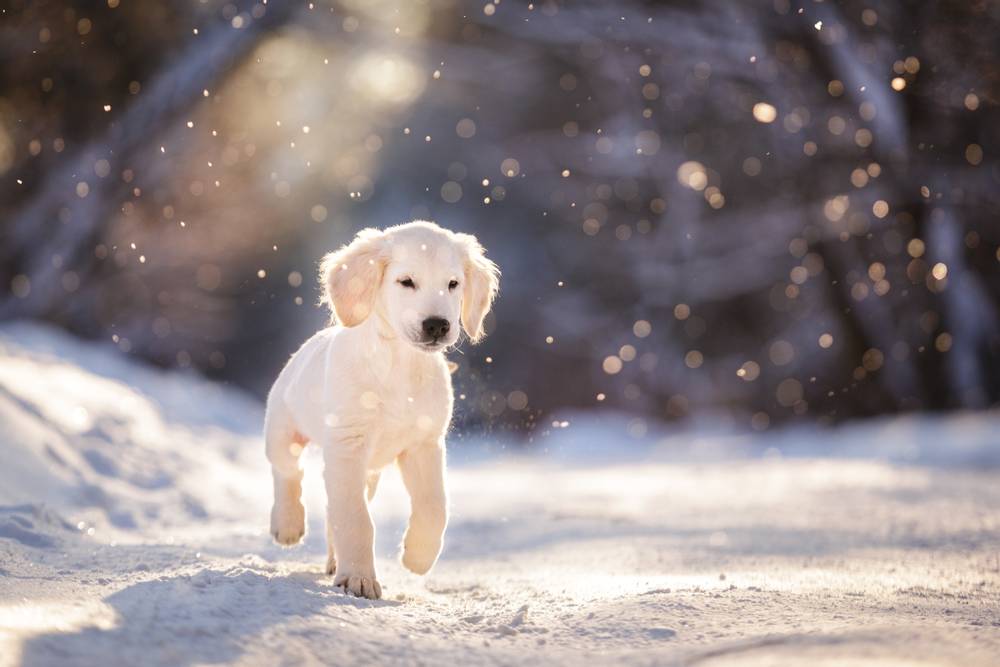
[421,317,450,343]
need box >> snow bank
[535,407,1000,468]
[0,322,270,541]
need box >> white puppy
[264,220,499,599]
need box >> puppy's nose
[422,317,450,340]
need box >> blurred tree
[1,0,998,437]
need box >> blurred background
[1,0,998,439]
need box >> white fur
[264,221,499,599]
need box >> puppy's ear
[320,228,387,327]
[457,233,500,343]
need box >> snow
[1,324,998,666]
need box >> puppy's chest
[366,368,451,458]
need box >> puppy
[264,220,499,599]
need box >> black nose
[422,317,450,341]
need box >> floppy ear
[319,228,387,327]
[457,233,500,343]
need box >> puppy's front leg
[398,441,448,575]
[324,444,381,599]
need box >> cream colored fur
[264,221,499,599]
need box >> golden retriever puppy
[264,221,499,599]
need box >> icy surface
[1,324,998,666]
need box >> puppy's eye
[398,278,416,289]
[448,280,459,290]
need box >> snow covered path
[2,325,999,666]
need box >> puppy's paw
[325,554,336,576]
[270,499,305,546]
[334,570,382,600]
[401,541,440,575]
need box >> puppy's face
[321,221,499,352]
[379,238,465,351]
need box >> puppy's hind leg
[366,472,381,502]
[265,404,306,546]
[325,520,336,574]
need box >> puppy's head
[320,221,499,352]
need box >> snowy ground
[1,323,998,666]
